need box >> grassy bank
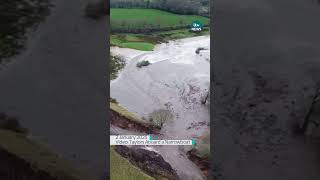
[110,102,150,127]
[111,28,209,51]
[110,147,154,180]
[111,34,155,51]
[0,0,52,64]
[0,129,87,180]
[111,8,209,33]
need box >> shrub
[136,60,151,68]
[110,55,126,80]
[149,109,173,129]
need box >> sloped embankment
[110,103,179,179]
[110,102,159,134]
[110,147,154,180]
[0,130,88,180]
[0,147,56,180]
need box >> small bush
[136,60,151,68]
[149,109,173,129]
[85,0,108,19]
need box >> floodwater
[111,36,210,179]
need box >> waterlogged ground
[111,36,210,179]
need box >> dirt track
[0,0,107,179]
[213,0,320,179]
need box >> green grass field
[111,8,209,32]
[111,28,209,51]
[110,8,210,51]
[111,34,155,51]
[122,42,154,51]
[110,147,154,180]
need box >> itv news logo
[190,21,203,32]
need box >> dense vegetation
[111,8,209,33]
[110,55,126,80]
[110,0,210,17]
[0,0,51,64]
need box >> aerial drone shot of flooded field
[109,0,210,179]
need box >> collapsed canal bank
[110,102,160,134]
[110,36,210,180]
[110,104,210,180]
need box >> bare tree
[149,109,173,129]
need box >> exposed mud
[110,109,160,134]
[115,145,179,180]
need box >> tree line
[111,19,191,33]
[110,0,210,17]
[111,19,209,33]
